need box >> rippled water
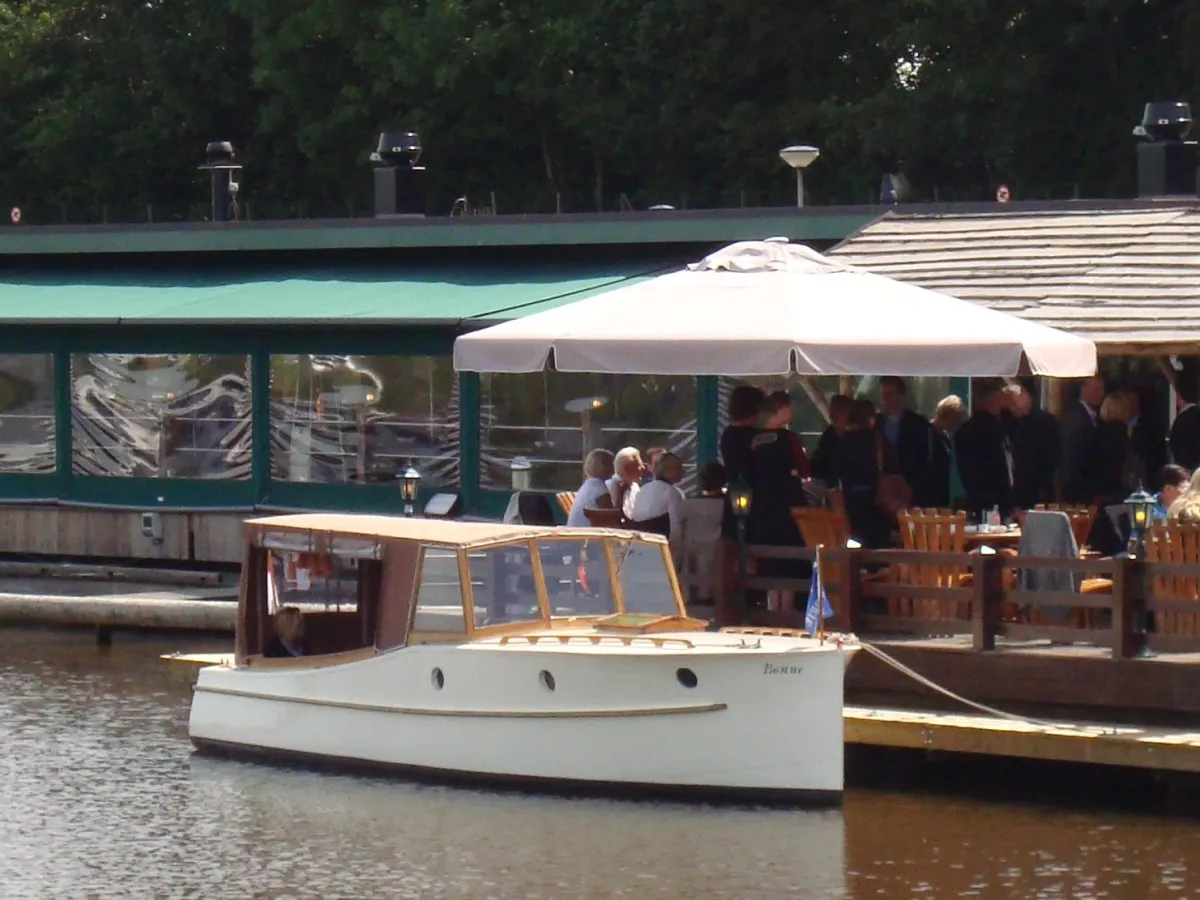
[0,629,1196,899]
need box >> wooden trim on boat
[661,542,686,608]
[603,539,625,612]
[192,685,727,718]
[496,634,695,649]
[456,547,475,635]
[243,646,378,669]
[527,538,551,620]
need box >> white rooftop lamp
[779,145,820,207]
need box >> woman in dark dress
[746,391,810,610]
[832,399,900,549]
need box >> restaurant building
[1,197,1196,562]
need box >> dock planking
[846,706,1200,775]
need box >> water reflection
[1,629,1197,898]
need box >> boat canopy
[235,515,691,665]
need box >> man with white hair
[631,452,686,540]
[566,449,615,527]
[606,446,643,518]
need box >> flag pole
[815,543,825,645]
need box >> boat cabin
[235,514,706,666]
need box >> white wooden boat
[188,513,858,803]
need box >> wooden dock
[846,705,1200,775]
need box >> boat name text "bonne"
[763,663,803,675]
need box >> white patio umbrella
[453,239,1097,377]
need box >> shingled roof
[828,206,1200,353]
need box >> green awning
[0,263,673,326]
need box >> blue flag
[805,549,835,634]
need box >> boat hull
[189,637,853,804]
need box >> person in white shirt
[606,447,643,518]
[566,449,616,528]
[631,452,686,540]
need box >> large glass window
[0,354,55,474]
[413,548,466,633]
[71,354,250,478]
[466,543,543,627]
[612,538,679,615]
[481,372,697,491]
[536,538,616,618]
[269,355,457,486]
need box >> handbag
[875,434,913,516]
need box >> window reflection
[70,354,251,478]
[481,372,696,490]
[268,355,457,486]
[0,355,54,474]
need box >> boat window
[535,538,617,618]
[467,544,543,628]
[413,548,466,633]
[611,539,679,616]
[267,550,358,611]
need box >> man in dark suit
[1003,381,1060,509]
[955,379,1014,517]
[1170,378,1200,471]
[1060,375,1106,505]
[876,376,932,495]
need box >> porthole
[431,667,445,690]
[539,670,556,692]
[676,668,698,689]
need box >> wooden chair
[1033,504,1097,550]
[555,491,576,518]
[896,510,970,620]
[791,505,882,623]
[1145,521,1200,636]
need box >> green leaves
[0,0,1194,220]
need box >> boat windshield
[537,538,617,618]
[610,537,680,616]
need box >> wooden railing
[679,542,1200,660]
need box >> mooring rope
[855,640,1056,728]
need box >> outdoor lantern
[400,464,421,517]
[728,479,753,520]
[1125,487,1156,557]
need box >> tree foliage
[0,0,1195,222]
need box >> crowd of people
[564,374,1200,571]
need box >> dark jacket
[808,425,842,487]
[1170,405,1200,471]
[1060,401,1103,505]
[1006,407,1061,509]
[955,409,1014,516]
[875,408,932,492]
[832,429,900,549]
[1095,421,1132,499]
[917,428,953,509]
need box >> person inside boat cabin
[264,606,306,658]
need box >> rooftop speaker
[1137,101,1193,142]
[423,493,463,519]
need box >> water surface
[0,629,1195,898]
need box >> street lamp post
[778,145,820,207]
[728,479,754,622]
[1124,486,1157,658]
[400,464,422,517]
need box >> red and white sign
[9,207,20,224]
[996,185,1011,203]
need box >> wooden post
[842,547,863,633]
[1111,556,1145,659]
[971,553,1002,651]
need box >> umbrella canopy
[453,239,1097,378]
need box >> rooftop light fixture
[779,145,820,207]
